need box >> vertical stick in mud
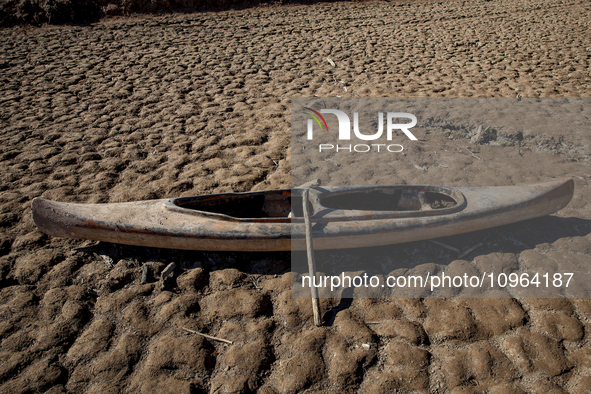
[303,189,322,326]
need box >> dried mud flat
[1,0,591,392]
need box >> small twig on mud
[462,146,483,161]
[327,58,336,67]
[365,321,388,324]
[161,262,176,281]
[272,159,279,166]
[430,240,460,253]
[140,264,149,285]
[231,134,236,141]
[435,160,448,168]
[97,254,113,268]
[181,327,233,345]
[458,243,483,258]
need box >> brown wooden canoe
[32,179,574,251]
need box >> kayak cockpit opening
[319,187,459,212]
[169,191,299,219]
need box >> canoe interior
[171,187,460,219]
[320,189,457,211]
[173,191,300,218]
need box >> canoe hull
[32,179,574,252]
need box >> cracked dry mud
[1,0,591,392]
